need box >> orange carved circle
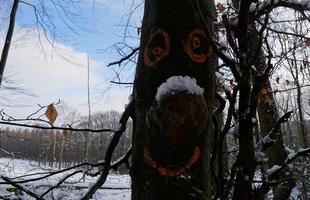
[144,146,201,177]
[184,29,213,63]
[144,28,170,68]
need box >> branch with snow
[251,0,310,17]
[258,111,293,150]
[254,148,310,199]
[110,148,132,171]
[267,148,310,179]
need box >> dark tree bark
[131,0,216,199]
[0,0,19,85]
[292,56,308,148]
[231,0,257,198]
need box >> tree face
[131,0,216,199]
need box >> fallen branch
[1,176,41,200]
[0,161,104,184]
[40,170,83,198]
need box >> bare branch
[107,47,139,67]
[81,101,134,200]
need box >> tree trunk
[257,78,296,200]
[295,73,308,148]
[131,0,216,199]
[0,0,19,85]
[232,0,256,196]
[250,20,295,199]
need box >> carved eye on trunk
[184,29,213,63]
[144,28,170,68]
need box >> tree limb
[81,101,134,200]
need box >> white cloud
[0,27,130,118]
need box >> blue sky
[0,0,143,122]
[17,0,142,62]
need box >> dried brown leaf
[45,104,58,125]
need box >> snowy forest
[0,0,310,200]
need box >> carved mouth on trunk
[144,146,201,177]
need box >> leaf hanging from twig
[45,104,58,125]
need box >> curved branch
[81,101,134,200]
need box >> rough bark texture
[295,70,308,148]
[232,0,257,198]
[131,0,216,199]
[257,79,296,200]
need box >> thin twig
[107,47,139,67]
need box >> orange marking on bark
[152,47,163,56]
[144,146,201,177]
[144,28,170,68]
[184,29,213,63]
[192,36,201,48]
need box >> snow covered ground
[0,158,131,199]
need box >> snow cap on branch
[155,76,204,101]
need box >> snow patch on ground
[0,158,130,200]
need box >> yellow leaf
[45,104,58,125]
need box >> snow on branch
[155,76,204,101]
[267,148,310,178]
[257,111,293,150]
[252,0,310,17]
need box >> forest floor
[0,158,130,199]
[0,157,303,199]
